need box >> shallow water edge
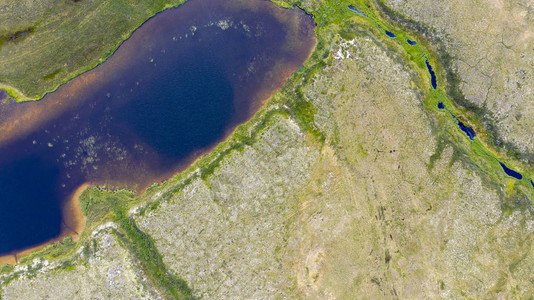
[0,0,317,262]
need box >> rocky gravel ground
[2,1,534,299]
[1,226,161,299]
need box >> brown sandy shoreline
[0,184,88,266]
[0,2,317,268]
[0,67,303,267]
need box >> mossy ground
[2,0,534,298]
[0,0,188,100]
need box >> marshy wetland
[348,1,534,195]
[0,0,315,261]
[2,0,534,297]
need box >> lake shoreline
[1,32,316,265]
[0,0,317,265]
[0,183,87,265]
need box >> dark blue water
[0,156,63,253]
[440,104,475,140]
[499,162,523,180]
[457,119,475,140]
[407,39,416,45]
[385,30,396,38]
[348,5,368,17]
[425,60,437,89]
[0,0,316,257]
[455,117,475,140]
[116,53,233,160]
[531,180,534,189]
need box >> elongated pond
[0,0,316,258]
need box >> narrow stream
[348,3,534,192]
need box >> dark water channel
[348,5,368,17]
[499,162,523,180]
[0,0,316,256]
[425,60,437,89]
[456,118,475,140]
[385,30,396,38]
[437,102,475,140]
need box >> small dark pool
[437,102,444,109]
[385,30,396,38]
[457,119,475,140]
[348,5,368,17]
[407,39,416,45]
[425,60,437,89]
[499,162,523,180]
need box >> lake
[0,0,316,260]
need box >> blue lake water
[457,119,475,140]
[407,39,416,45]
[0,0,316,257]
[499,162,523,180]
[0,156,63,253]
[425,60,437,89]
[385,30,396,38]
[440,108,476,141]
